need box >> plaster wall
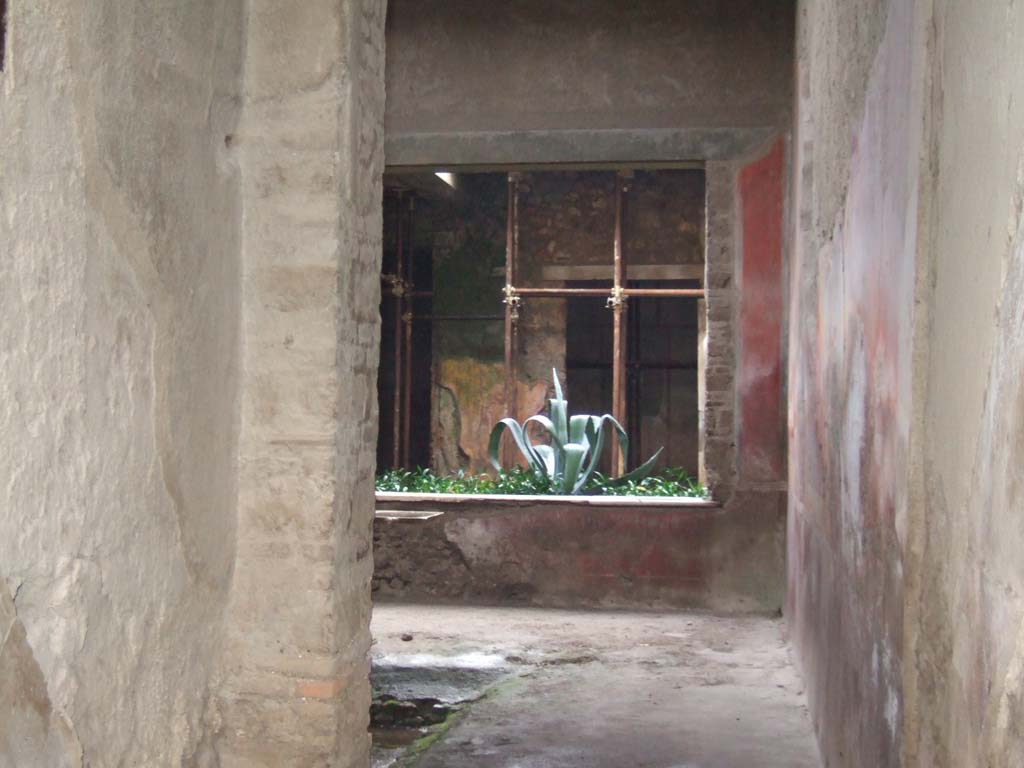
[903,0,1024,764]
[385,0,793,166]
[737,140,787,485]
[0,2,244,765]
[787,0,924,764]
[423,176,516,475]
[788,0,1024,765]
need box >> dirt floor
[370,604,821,767]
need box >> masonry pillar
[703,162,740,501]
[216,2,386,766]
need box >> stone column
[217,2,385,766]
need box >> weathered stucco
[789,0,1024,765]
[1,1,244,764]
[373,495,782,613]
[2,1,386,766]
[904,0,1024,764]
[384,0,793,166]
[787,0,924,764]
[737,139,787,485]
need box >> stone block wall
[215,1,385,766]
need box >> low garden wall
[373,492,785,613]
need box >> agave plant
[488,369,663,494]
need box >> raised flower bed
[372,469,729,611]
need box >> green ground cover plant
[376,466,707,499]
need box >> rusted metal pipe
[502,173,522,466]
[500,287,705,299]
[512,176,521,424]
[503,176,515,422]
[622,288,705,298]
[391,192,405,469]
[402,311,413,468]
[611,173,630,475]
[401,196,416,469]
[409,314,504,322]
[515,287,610,297]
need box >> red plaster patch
[738,138,786,482]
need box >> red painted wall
[786,3,918,765]
[737,139,787,483]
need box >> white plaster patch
[375,652,510,670]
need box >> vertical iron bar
[504,175,515,422]
[502,174,521,469]
[392,193,404,469]
[512,175,520,426]
[628,282,640,465]
[612,174,629,475]
[402,195,415,469]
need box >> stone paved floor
[371,604,821,768]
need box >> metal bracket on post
[382,273,406,298]
[606,285,627,310]
[502,284,522,322]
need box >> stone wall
[425,176,517,474]
[0,1,244,764]
[520,171,705,268]
[216,2,386,767]
[787,1,922,764]
[904,0,1024,764]
[385,0,794,165]
[373,497,781,613]
[785,0,1024,764]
